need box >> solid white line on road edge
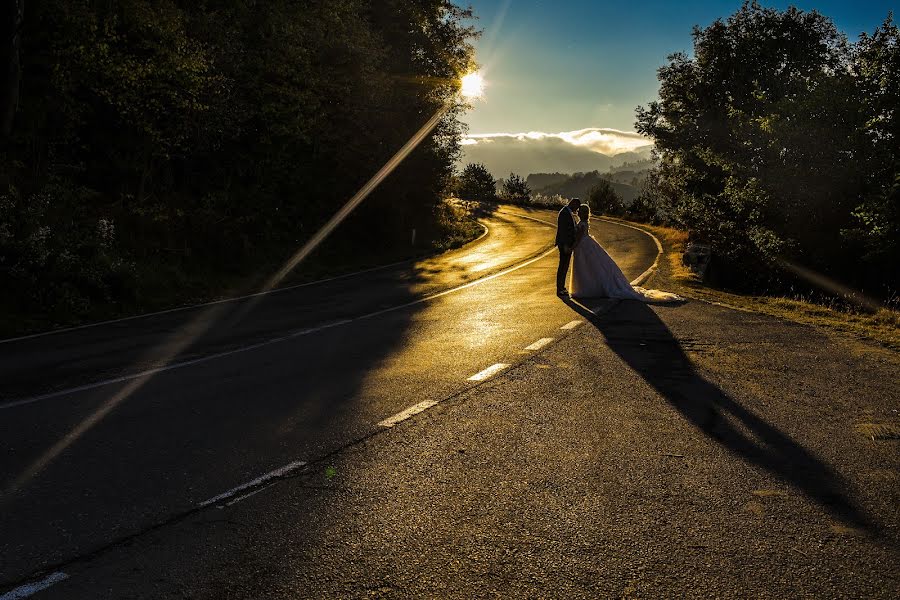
[198,460,307,508]
[467,363,510,382]
[561,320,583,330]
[0,222,493,346]
[2,245,557,409]
[0,264,407,346]
[505,209,664,287]
[0,320,352,410]
[0,572,68,600]
[524,338,554,351]
[377,399,440,428]
[602,219,663,287]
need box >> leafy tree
[842,15,900,272]
[587,179,624,216]
[457,163,497,201]
[0,0,477,323]
[636,1,899,294]
[500,173,531,203]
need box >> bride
[571,204,681,303]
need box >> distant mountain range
[527,171,639,205]
[525,158,657,206]
[460,133,653,179]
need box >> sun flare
[460,71,485,99]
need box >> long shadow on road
[565,298,877,535]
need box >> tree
[457,163,496,201]
[0,0,477,322]
[635,1,899,294]
[500,172,530,203]
[587,179,623,216]
[842,15,900,272]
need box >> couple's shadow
[563,297,877,535]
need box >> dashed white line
[524,338,554,351]
[561,320,583,330]
[467,363,510,381]
[198,459,307,508]
[0,572,68,600]
[221,483,274,508]
[377,399,440,428]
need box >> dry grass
[615,218,900,350]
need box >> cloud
[463,127,651,156]
[460,128,653,177]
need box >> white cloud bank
[461,127,652,156]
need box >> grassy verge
[607,217,900,350]
[0,199,484,339]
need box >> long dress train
[571,221,681,302]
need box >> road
[2,204,897,598]
[0,205,658,591]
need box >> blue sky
[462,0,897,135]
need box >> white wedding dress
[571,221,681,302]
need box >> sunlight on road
[3,70,485,498]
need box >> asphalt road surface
[2,205,898,598]
[0,205,656,592]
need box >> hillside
[461,134,652,178]
[525,173,570,190]
[533,171,641,205]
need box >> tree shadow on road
[564,297,878,536]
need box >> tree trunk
[1,0,24,140]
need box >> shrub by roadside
[607,217,900,350]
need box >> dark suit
[555,206,576,292]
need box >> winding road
[2,204,897,599]
[0,205,657,590]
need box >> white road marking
[377,399,440,428]
[0,265,406,346]
[561,320,583,330]
[221,483,274,508]
[0,224,492,346]
[198,459,307,508]
[467,363,510,381]
[0,321,351,410]
[524,338,554,351]
[0,572,68,600]
[2,245,557,409]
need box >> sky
[462,0,897,136]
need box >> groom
[555,197,581,297]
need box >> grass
[614,218,900,350]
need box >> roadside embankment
[603,216,900,350]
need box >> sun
[460,71,485,99]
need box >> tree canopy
[636,1,899,295]
[1,0,476,321]
[587,180,624,217]
[457,163,497,202]
[500,173,531,203]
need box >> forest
[0,0,476,328]
[636,2,899,299]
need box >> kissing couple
[555,197,681,302]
